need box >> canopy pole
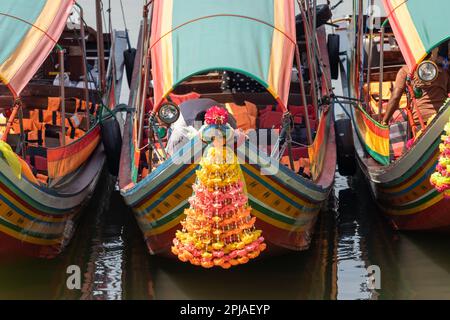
[1,100,20,142]
[295,46,313,145]
[59,48,67,146]
[378,25,385,120]
[356,0,364,100]
[298,0,319,118]
[366,0,375,106]
[95,0,106,93]
[310,0,320,119]
[16,102,26,159]
[76,3,90,130]
[137,5,151,149]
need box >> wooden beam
[199,92,312,106]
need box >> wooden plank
[199,92,312,106]
[0,83,95,99]
[0,96,80,112]
[173,78,309,95]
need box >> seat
[366,81,408,116]
[225,101,257,131]
[259,111,283,129]
[389,121,408,160]
[26,146,48,173]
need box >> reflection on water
[1,168,450,299]
[333,174,375,300]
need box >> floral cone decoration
[430,117,450,198]
[171,106,266,268]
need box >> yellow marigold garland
[430,117,450,198]
[171,107,266,268]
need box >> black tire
[124,48,137,88]
[101,116,122,176]
[327,34,340,80]
[335,118,357,176]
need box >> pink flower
[205,106,229,125]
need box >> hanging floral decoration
[430,117,450,198]
[171,106,266,268]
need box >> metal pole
[296,46,313,145]
[311,0,320,119]
[95,0,106,93]
[378,25,385,119]
[298,0,319,117]
[1,102,19,142]
[17,103,25,158]
[366,0,375,104]
[76,4,90,130]
[59,48,66,146]
[357,0,364,97]
[137,5,151,148]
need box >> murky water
[2,167,450,300]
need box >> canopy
[383,0,450,69]
[0,0,74,97]
[150,0,296,110]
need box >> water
[2,0,450,300]
[3,166,450,300]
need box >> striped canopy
[383,0,450,69]
[150,0,296,110]
[0,0,74,97]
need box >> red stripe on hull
[0,232,63,259]
[386,199,450,231]
[0,179,71,219]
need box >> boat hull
[121,110,336,255]
[353,103,450,231]
[366,138,450,231]
[122,163,327,255]
[0,144,104,258]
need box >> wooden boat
[119,0,336,256]
[0,0,126,258]
[337,0,450,230]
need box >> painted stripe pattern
[352,104,390,165]
[47,125,101,178]
[122,138,331,252]
[309,107,331,180]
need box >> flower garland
[430,117,450,198]
[171,107,266,268]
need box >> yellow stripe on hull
[143,214,184,238]
[132,165,320,237]
[135,164,197,218]
[0,222,61,246]
[378,152,439,194]
[0,202,67,237]
[242,163,317,211]
[378,191,443,216]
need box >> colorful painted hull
[120,110,336,255]
[352,102,450,231]
[0,130,104,258]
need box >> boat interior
[138,43,325,182]
[360,19,416,162]
[0,25,113,187]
